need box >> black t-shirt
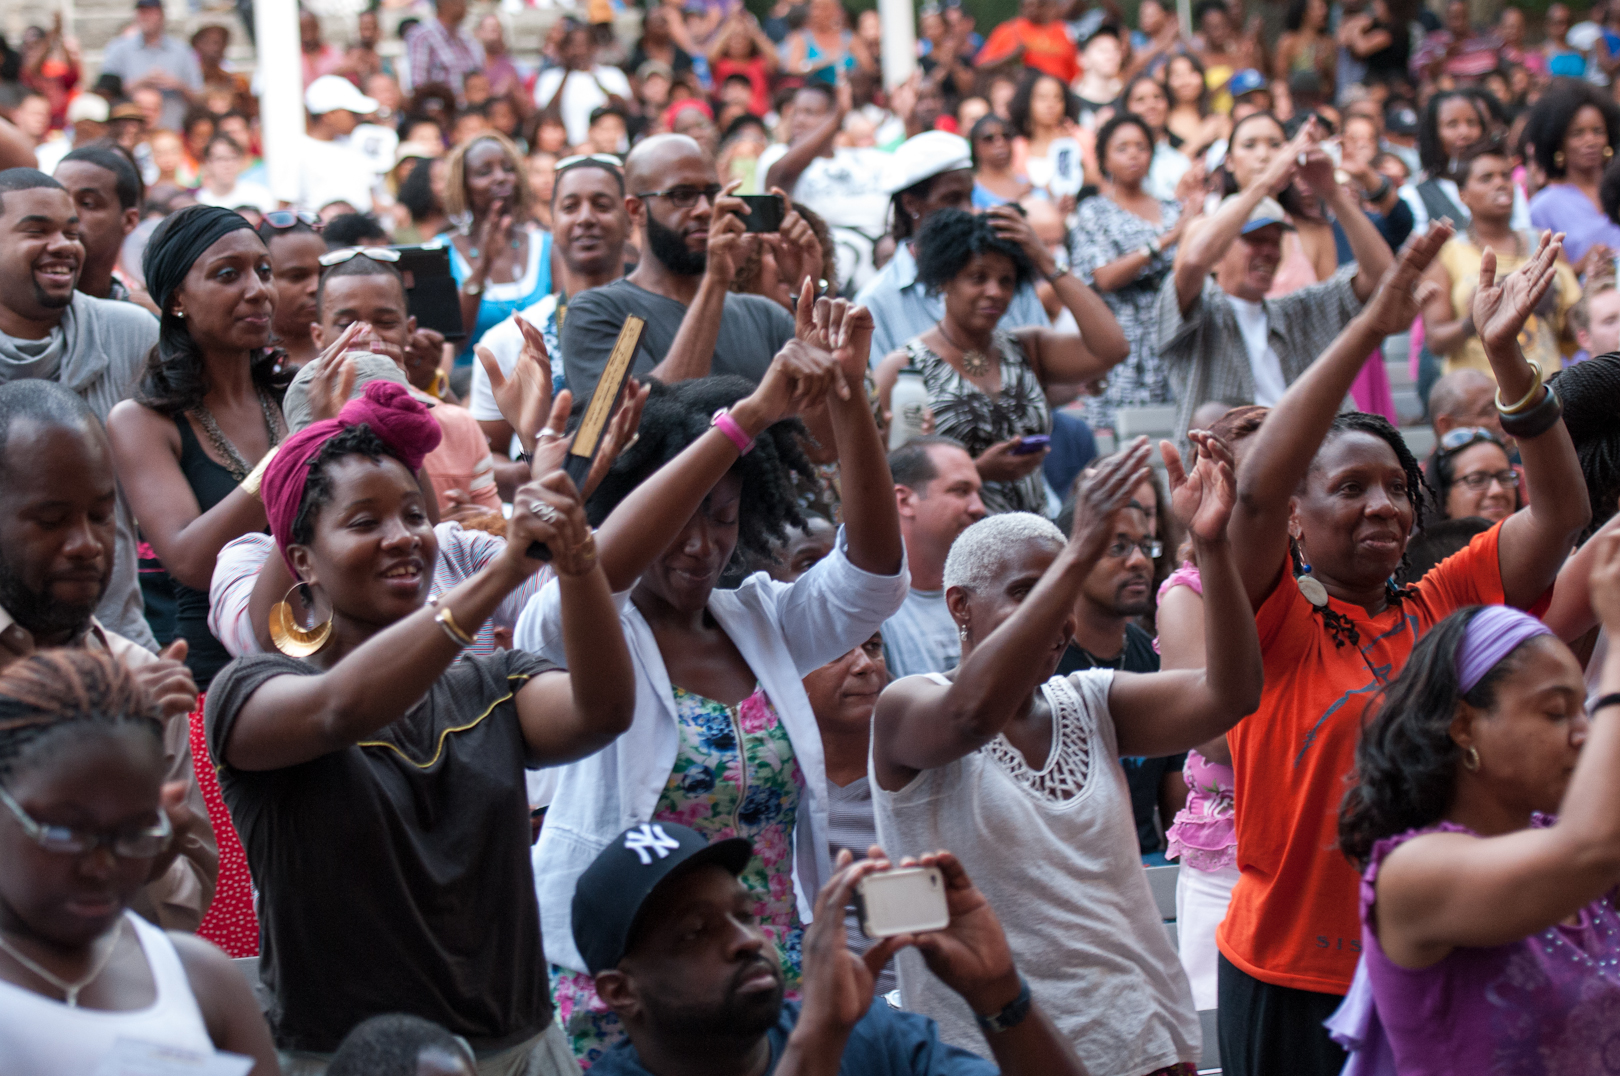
[1056,623,1185,853]
[204,649,559,1052]
[590,1000,997,1076]
[560,278,795,404]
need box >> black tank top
[173,413,253,691]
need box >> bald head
[1429,369,1502,439]
[624,134,714,194]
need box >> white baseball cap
[880,130,972,194]
[67,94,110,124]
[305,75,379,117]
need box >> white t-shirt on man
[1228,296,1287,406]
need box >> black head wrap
[141,204,256,314]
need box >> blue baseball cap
[1229,68,1267,98]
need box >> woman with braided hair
[0,650,275,1073]
[1213,222,1592,1076]
[515,294,906,1065]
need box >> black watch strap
[974,976,1032,1035]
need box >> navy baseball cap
[572,822,753,975]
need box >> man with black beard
[560,134,796,405]
[0,168,158,649]
[1055,497,1185,856]
[573,822,1087,1076]
[0,379,216,928]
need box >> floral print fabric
[551,685,806,1067]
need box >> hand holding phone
[738,193,786,233]
[1008,434,1050,456]
[855,866,951,938]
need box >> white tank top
[872,671,1201,1072]
[0,911,215,1074]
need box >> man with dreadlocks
[1215,223,1591,1076]
[515,296,906,1066]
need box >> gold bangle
[239,443,282,500]
[425,595,476,647]
[1495,360,1544,415]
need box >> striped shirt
[404,17,485,96]
[209,523,549,662]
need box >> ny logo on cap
[624,823,682,865]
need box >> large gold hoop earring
[270,582,333,658]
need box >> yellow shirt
[1438,234,1578,380]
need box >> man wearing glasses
[559,134,798,405]
[1054,497,1187,860]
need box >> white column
[255,0,303,204]
[878,0,917,90]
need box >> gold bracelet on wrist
[424,594,476,647]
[240,443,282,500]
[1495,359,1544,415]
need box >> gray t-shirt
[560,278,794,403]
[881,586,959,680]
[0,293,159,650]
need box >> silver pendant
[1297,575,1329,608]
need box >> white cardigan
[514,528,908,973]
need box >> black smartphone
[738,194,785,233]
[391,245,466,342]
[1009,434,1051,455]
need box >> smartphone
[1009,434,1051,456]
[738,194,785,233]
[391,245,466,342]
[855,866,950,939]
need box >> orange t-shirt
[976,19,1081,85]
[1218,522,1519,995]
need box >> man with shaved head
[559,134,797,404]
[1428,368,1508,444]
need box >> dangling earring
[270,582,333,657]
[1606,145,1615,161]
[1294,539,1328,607]
[1555,150,1566,169]
[958,624,969,643]
[1462,745,1481,772]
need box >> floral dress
[551,686,806,1067]
[1068,194,1181,432]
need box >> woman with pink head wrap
[201,381,634,1070]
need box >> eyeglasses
[1437,426,1502,454]
[634,183,724,209]
[318,246,402,267]
[261,210,322,231]
[557,152,623,172]
[1454,468,1520,492]
[1106,538,1163,560]
[0,782,172,859]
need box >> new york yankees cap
[572,822,753,975]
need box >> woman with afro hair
[515,294,907,1066]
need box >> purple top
[1155,563,1239,872]
[1342,818,1620,1075]
[1528,183,1620,266]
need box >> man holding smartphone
[572,822,1088,1076]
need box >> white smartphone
[854,866,950,938]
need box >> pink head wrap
[262,381,442,576]
[663,96,714,133]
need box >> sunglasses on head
[556,153,623,172]
[318,246,402,267]
[1437,426,1502,454]
[261,210,322,232]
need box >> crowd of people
[2,0,1620,1074]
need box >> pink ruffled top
[1156,563,1238,872]
[1333,817,1620,1076]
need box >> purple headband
[1455,605,1552,694]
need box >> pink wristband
[711,408,755,455]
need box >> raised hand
[1258,114,1316,195]
[1067,437,1153,564]
[1474,230,1566,358]
[404,326,446,393]
[131,638,198,720]
[744,338,844,426]
[507,470,596,577]
[1162,430,1236,543]
[773,187,824,296]
[582,378,649,497]
[303,321,367,421]
[476,313,555,455]
[706,180,750,285]
[804,287,871,399]
[985,204,1058,277]
[1296,145,1339,199]
[793,850,908,1042]
[1359,221,1454,337]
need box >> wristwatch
[461,279,485,297]
[974,976,1032,1035]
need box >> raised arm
[1173,120,1313,311]
[1544,513,1620,643]
[220,472,627,771]
[1418,256,1472,356]
[1296,146,1395,300]
[1472,235,1592,607]
[1374,530,1620,965]
[988,205,1130,374]
[872,443,1152,782]
[1228,223,1455,608]
[1111,434,1263,756]
[596,340,846,592]
[646,182,751,386]
[765,81,849,193]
